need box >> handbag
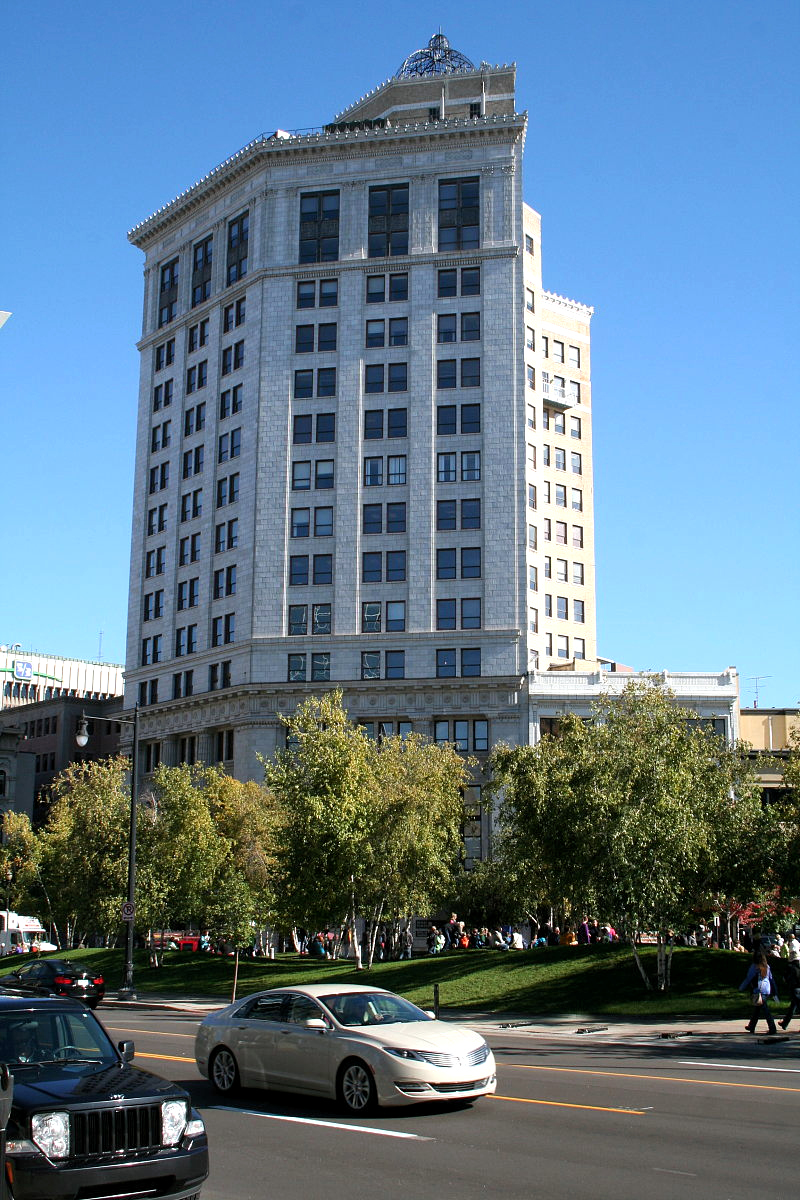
[752,989,763,1006]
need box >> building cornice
[541,290,594,319]
[128,114,527,249]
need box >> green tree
[136,764,230,943]
[35,758,131,946]
[491,680,766,989]
[263,692,470,967]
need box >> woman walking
[739,952,778,1035]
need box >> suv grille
[72,1104,162,1157]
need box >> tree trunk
[231,949,240,1003]
[665,938,674,991]
[630,934,652,991]
[366,901,385,970]
[656,933,666,991]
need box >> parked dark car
[0,995,208,1199]
[0,959,105,1008]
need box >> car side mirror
[423,1010,436,1019]
[118,1040,135,1061]
[303,1018,328,1031]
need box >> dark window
[366,320,385,347]
[365,365,384,393]
[437,405,457,435]
[319,279,338,307]
[387,408,407,438]
[461,547,481,578]
[311,653,330,682]
[437,548,456,579]
[318,322,337,351]
[314,506,333,536]
[299,190,340,263]
[362,504,382,534]
[461,312,480,341]
[313,554,332,585]
[293,414,313,444]
[315,460,334,489]
[436,649,457,678]
[461,648,481,677]
[317,367,336,396]
[362,602,381,632]
[437,360,457,389]
[438,177,480,252]
[461,499,481,529]
[389,273,408,301]
[461,267,481,295]
[437,500,457,530]
[461,403,481,433]
[362,552,382,582]
[288,654,306,682]
[289,555,309,585]
[385,650,405,679]
[291,508,310,537]
[295,324,314,353]
[437,599,456,630]
[387,363,407,392]
[313,603,331,634]
[158,257,179,327]
[368,184,409,258]
[364,410,384,440]
[227,212,249,285]
[461,358,481,388]
[437,314,457,343]
[389,317,408,346]
[366,275,385,304]
[386,550,406,581]
[297,281,315,308]
[386,503,404,535]
[461,598,481,629]
[438,269,457,298]
[294,370,313,399]
[191,235,213,307]
[288,605,307,635]
[316,412,335,442]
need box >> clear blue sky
[2,1,798,708]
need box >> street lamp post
[75,703,140,999]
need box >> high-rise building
[125,33,596,861]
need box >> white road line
[680,1060,800,1075]
[206,1106,434,1140]
[653,1168,697,1177]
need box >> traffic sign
[121,902,135,922]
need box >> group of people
[739,932,800,1035]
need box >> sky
[2,1,798,708]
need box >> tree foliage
[491,680,768,987]
[263,692,470,965]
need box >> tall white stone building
[125,34,596,861]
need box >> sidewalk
[103,993,796,1044]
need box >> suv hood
[11,1062,185,1108]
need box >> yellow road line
[490,1094,645,1115]
[105,1025,195,1040]
[504,1063,800,1094]
[134,1052,195,1064]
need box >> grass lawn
[0,944,766,1020]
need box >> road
[99,1008,799,1199]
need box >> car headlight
[161,1099,188,1146]
[384,1047,426,1061]
[31,1111,70,1159]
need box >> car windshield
[320,992,431,1027]
[0,1007,118,1066]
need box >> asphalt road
[99,1009,799,1200]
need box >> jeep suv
[0,995,208,1199]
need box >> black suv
[0,995,208,1199]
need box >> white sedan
[194,983,496,1114]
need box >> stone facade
[124,38,597,862]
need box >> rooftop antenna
[747,676,771,708]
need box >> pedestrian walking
[740,952,779,1035]
[778,958,800,1029]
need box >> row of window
[20,716,59,738]
[294,312,480,356]
[138,659,232,706]
[292,357,482,398]
[285,545,483,584]
[287,646,482,682]
[285,598,481,637]
[160,250,480,337]
[528,483,583,511]
[541,446,582,474]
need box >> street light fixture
[75,703,140,1000]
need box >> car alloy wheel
[338,1060,376,1115]
[210,1047,240,1094]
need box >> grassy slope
[0,945,765,1019]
